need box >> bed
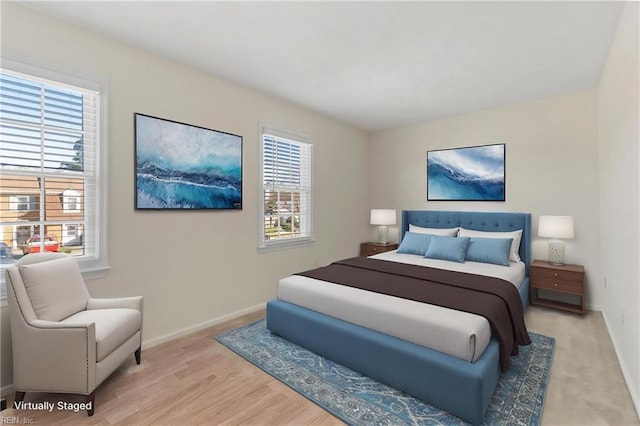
[266,210,532,424]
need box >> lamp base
[377,225,389,244]
[548,239,565,265]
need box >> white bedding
[277,251,525,363]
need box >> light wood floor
[1,306,638,425]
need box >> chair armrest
[28,319,96,352]
[86,296,143,312]
[13,320,97,394]
[86,296,144,346]
[31,319,95,329]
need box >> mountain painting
[427,144,505,201]
[135,114,242,210]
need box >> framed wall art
[427,143,505,201]
[134,113,242,210]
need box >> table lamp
[538,215,574,265]
[370,209,396,244]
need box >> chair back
[7,253,90,322]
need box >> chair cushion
[62,309,142,362]
[19,256,90,321]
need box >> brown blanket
[296,257,531,372]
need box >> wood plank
[0,310,340,425]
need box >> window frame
[10,195,36,212]
[259,126,313,250]
[63,189,81,213]
[0,57,110,287]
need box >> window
[63,189,81,213]
[9,195,36,211]
[260,128,312,248]
[0,61,108,299]
[65,224,78,237]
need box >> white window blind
[260,129,312,247]
[0,66,106,299]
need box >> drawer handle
[554,283,558,287]
[554,273,558,277]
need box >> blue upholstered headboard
[401,210,532,275]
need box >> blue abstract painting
[135,114,242,209]
[427,143,505,201]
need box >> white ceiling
[26,1,624,131]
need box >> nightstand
[360,242,398,257]
[530,260,585,314]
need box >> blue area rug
[216,320,554,425]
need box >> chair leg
[14,391,25,404]
[86,391,95,416]
[134,347,141,365]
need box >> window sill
[258,238,315,253]
[81,265,111,280]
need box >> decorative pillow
[19,256,90,321]
[458,228,523,262]
[424,236,470,263]
[409,224,459,236]
[465,237,513,266]
[397,232,432,256]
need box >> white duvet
[277,251,525,363]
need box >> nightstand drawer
[532,276,583,293]
[532,267,583,283]
[530,260,586,314]
[531,267,583,293]
[367,245,390,255]
[360,242,398,257]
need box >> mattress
[277,251,525,363]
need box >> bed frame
[266,210,532,425]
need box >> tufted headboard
[401,210,532,275]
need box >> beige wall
[369,90,601,302]
[0,3,370,391]
[2,2,638,410]
[598,1,640,412]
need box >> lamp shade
[538,215,574,239]
[370,209,396,225]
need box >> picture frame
[427,143,505,201]
[134,113,242,210]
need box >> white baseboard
[601,310,640,419]
[587,302,602,312]
[141,302,266,350]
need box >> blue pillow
[424,236,470,263]
[465,237,513,266]
[397,232,432,256]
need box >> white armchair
[6,253,143,416]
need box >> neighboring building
[0,175,84,252]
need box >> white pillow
[20,256,90,321]
[458,228,523,262]
[409,224,459,236]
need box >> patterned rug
[216,320,554,425]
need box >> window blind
[0,69,101,297]
[261,130,312,246]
